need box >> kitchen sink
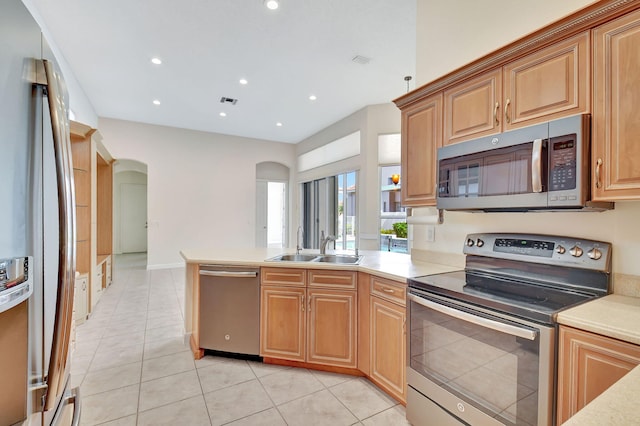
[314,255,362,264]
[266,254,362,264]
[268,254,320,262]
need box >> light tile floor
[72,253,411,425]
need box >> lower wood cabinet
[260,285,306,361]
[259,268,357,368]
[370,294,406,403]
[307,289,356,367]
[557,325,640,424]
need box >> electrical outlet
[426,225,435,242]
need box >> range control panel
[463,233,611,272]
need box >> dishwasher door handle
[199,270,258,278]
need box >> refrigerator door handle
[68,387,81,426]
[40,59,77,412]
[50,386,81,426]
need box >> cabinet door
[593,10,640,200]
[557,326,640,424]
[260,286,306,361]
[307,289,357,368]
[503,31,589,130]
[444,69,502,145]
[401,93,443,206]
[370,296,406,403]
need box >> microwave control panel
[549,134,577,192]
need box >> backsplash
[409,201,640,295]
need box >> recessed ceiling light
[220,112,227,117]
[309,95,317,101]
[239,78,248,85]
[153,99,161,105]
[264,0,279,10]
[276,122,283,127]
[151,57,162,65]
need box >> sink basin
[266,254,362,264]
[267,254,320,262]
[314,255,362,264]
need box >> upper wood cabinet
[503,32,589,130]
[592,8,640,201]
[400,93,442,206]
[557,325,640,424]
[444,32,589,146]
[444,69,501,145]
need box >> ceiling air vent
[352,55,371,65]
[220,97,238,105]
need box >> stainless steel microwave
[436,114,613,211]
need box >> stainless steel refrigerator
[0,0,80,424]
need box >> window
[301,171,357,251]
[380,166,407,253]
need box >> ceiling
[31,0,416,144]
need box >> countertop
[179,248,460,282]
[558,294,640,425]
[557,294,640,346]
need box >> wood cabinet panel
[401,93,442,206]
[593,9,640,200]
[370,276,406,307]
[370,296,406,403]
[557,325,640,424]
[357,272,371,375]
[261,267,305,287]
[504,32,589,129]
[307,289,357,368]
[260,286,306,361]
[444,69,501,145]
[308,269,356,289]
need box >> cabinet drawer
[371,276,406,306]
[308,270,357,290]
[261,268,305,287]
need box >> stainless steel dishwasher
[198,265,260,357]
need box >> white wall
[296,103,401,250]
[113,170,147,254]
[99,118,297,268]
[412,0,640,277]
[21,0,98,126]
[415,0,595,86]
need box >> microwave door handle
[408,294,538,341]
[531,138,543,193]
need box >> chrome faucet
[296,226,304,254]
[319,230,337,255]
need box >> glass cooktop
[408,270,596,324]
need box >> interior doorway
[256,162,290,248]
[114,159,148,256]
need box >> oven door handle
[408,294,538,341]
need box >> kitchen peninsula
[180,248,459,403]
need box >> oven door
[407,290,554,426]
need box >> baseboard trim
[146,262,185,270]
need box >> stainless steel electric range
[406,233,611,426]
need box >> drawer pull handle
[382,288,395,294]
[493,102,499,126]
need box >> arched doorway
[114,159,148,259]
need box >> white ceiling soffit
[31,0,416,144]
